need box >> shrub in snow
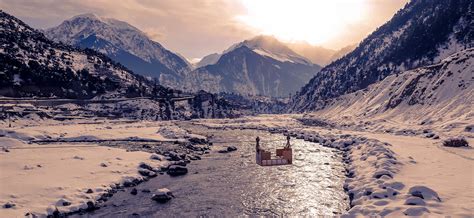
[442,137,469,147]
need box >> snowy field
[0,119,200,217]
[1,114,473,216]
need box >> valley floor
[0,114,472,217]
[192,114,474,216]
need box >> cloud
[143,27,167,42]
[0,0,408,59]
[0,0,256,58]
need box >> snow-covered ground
[194,114,474,216]
[1,113,472,216]
[0,119,184,217]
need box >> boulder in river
[131,188,138,195]
[150,154,162,161]
[443,137,469,147]
[138,168,157,177]
[3,202,15,208]
[218,146,238,153]
[167,165,188,176]
[152,188,174,203]
[138,162,154,171]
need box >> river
[87,126,349,216]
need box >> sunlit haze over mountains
[0,0,408,60]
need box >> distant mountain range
[289,0,473,112]
[46,15,324,97]
[0,10,244,119]
[45,13,192,88]
[45,15,325,97]
[186,35,322,97]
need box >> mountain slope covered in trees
[290,0,473,111]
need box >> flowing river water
[88,126,349,216]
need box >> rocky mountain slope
[290,0,473,111]
[308,48,473,121]
[0,10,152,98]
[45,13,191,87]
[187,36,321,97]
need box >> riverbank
[0,119,208,217]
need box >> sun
[237,0,367,45]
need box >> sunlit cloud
[0,0,408,58]
[237,0,366,45]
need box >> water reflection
[90,128,349,217]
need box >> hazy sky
[0,0,408,60]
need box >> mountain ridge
[187,36,321,97]
[0,10,154,98]
[45,13,191,87]
[289,0,473,112]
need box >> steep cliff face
[290,0,473,111]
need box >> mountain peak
[45,13,192,85]
[246,35,281,44]
[223,35,312,65]
[69,13,102,21]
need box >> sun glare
[238,0,366,45]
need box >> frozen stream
[88,127,349,216]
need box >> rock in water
[150,154,162,161]
[3,202,15,208]
[227,146,237,152]
[167,165,188,176]
[138,169,157,177]
[218,146,238,153]
[443,137,469,147]
[151,188,174,203]
[138,162,154,171]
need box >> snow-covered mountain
[195,53,220,68]
[187,35,321,97]
[307,48,473,122]
[290,0,473,111]
[45,13,191,88]
[0,10,153,98]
